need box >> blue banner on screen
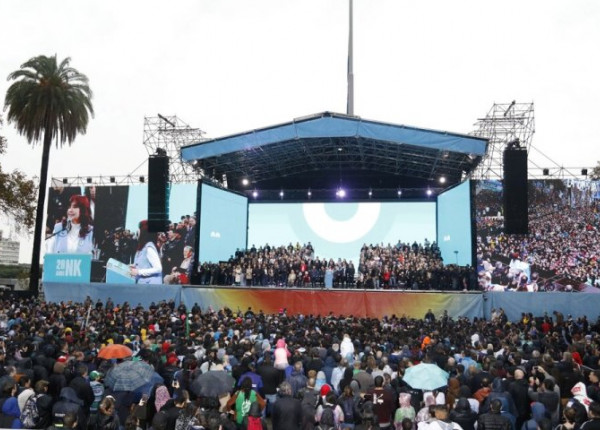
[198,183,248,263]
[248,202,436,265]
[43,254,92,283]
[436,180,472,266]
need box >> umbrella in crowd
[190,370,235,398]
[98,344,133,360]
[403,362,449,391]
[105,360,156,392]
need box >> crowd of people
[476,180,600,291]
[194,241,478,291]
[0,293,600,429]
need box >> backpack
[20,394,41,429]
[246,416,264,430]
[318,406,336,430]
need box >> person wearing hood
[0,380,22,429]
[481,378,517,418]
[449,398,477,430]
[521,402,547,430]
[394,392,416,429]
[341,334,355,363]
[566,382,593,426]
[51,387,86,430]
[274,338,291,370]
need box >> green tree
[4,55,94,294]
[0,117,36,229]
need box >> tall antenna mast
[346,0,354,116]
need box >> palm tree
[4,55,94,295]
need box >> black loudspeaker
[148,155,170,232]
[503,148,528,234]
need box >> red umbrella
[98,344,133,360]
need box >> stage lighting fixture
[110,176,116,183]
[241,178,249,186]
[139,176,145,183]
[337,188,346,198]
[252,190,258,198]
[397,190,402,197]
[62,178,68,185]
[426,189,433,197]
[439,176,446,184]
[279,190,284,198]
[368,189,372,198]
[582,169,588,176]
[543,169,549,176]
[86,177,92,184]
[307,189,312,197]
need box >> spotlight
[279,190,284,198]
[241,178,249,186]
[86,177,92,184]
[110,176,116,183]
[426,189,433,197]
[252,190,258,198]
[439,176,446,184]
[368,189,372,198]
[62,178,68,185]
[582,169,588,176]
[307,189,312,198]
[397,190,402,197]
[337,188,346,198]
[139,176,145,183]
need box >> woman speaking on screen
[49,195,94,254]
[130,220,163,284]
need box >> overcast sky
[1,0,599,262]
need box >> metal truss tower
[143,114,207,183]
[471,101,535,179]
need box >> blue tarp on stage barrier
[43,282,182,308]
[484,291,600,322]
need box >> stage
[42,283,600,321]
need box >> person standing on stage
[130,220,163,284]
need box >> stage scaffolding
[471,101,535,180]
[143,114,207,183]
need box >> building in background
[0,231,20,265]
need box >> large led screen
[474,179,600,291]
[436,180,473,266]
[198,183,248,263]
[44,183,198,284]
[248,201,436,265]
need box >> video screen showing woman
[47,194,94,254]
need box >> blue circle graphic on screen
[302,203,381,243]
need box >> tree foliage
[4,55,94,293]
[0,117,36,230]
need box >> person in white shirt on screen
[49,194,94,254]
[130,220,163,284]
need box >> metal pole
[347,0,354,116]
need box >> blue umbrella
[133,372,164,396]
[403,363,449,391]
[105,360,156,392]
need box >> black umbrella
[190,370,235,397]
